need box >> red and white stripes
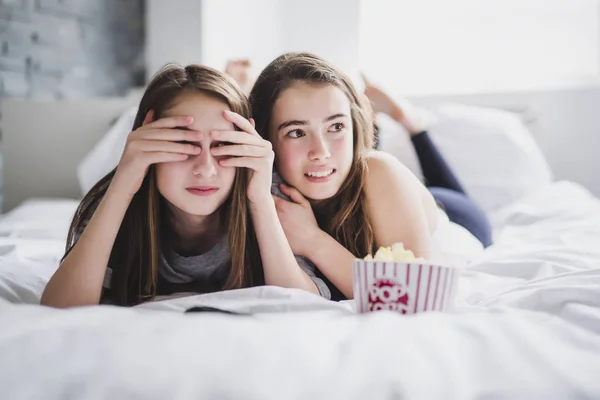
[353,261,458,314]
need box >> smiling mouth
[304,169,335,178]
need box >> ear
[143,109,155,125]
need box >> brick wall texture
[0,0,145,100]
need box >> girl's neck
[166,205,225,257]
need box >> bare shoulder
[364,150,438,237]
[365,150,423,192]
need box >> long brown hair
[249,52,376,259]
[64,64,263,306]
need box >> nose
[191,148,217,178]
[308,134,331,161]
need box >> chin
[301,184,341,201]
[184,207,220,217]
[171,200,222,217]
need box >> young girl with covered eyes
[41,63,329,307]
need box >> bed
[1,99,599,399]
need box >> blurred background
[0,0,599,211]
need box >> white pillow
[77,106,138,195]
[0,198,78,241]
[0,257,52,304]
[376,113,424,180]
[379,103,553,214]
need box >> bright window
[359,0,600,95]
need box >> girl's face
[156,93,237,218]
[269,82,354,201]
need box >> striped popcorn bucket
[353,260,459,314]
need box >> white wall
[145,0,204,79]
[199,0,283,72]
[280,0,360,75]
[145,0,600,198]
[146,0,360,76]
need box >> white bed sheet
[0,181,599,399]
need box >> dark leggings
[379,131,492,247]
[412,131,492,247]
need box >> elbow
[40,298,98,309]
[40,286,99,309]
[39,292,72,309]
[39,285,60,307]
[39,295,71,309]
[334,281,354,300]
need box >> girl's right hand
[111,110,203,198]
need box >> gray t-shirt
[101,238,229,293]
[158,236,230,285]
[153,173,331,298]
[102,235,330,299]
[96,177,331,299]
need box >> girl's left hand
[211,110,274,205]
[273,183,321,256]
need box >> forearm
[250,200,319,295]
[41,184,132,308]
[303,230,356,299]
[389,104,407,126]
[389,103,427,136]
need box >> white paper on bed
[0,181,599,398]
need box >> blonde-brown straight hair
[249,52,377,259]
[63,64,263,306]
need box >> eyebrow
[277,113,349,131]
